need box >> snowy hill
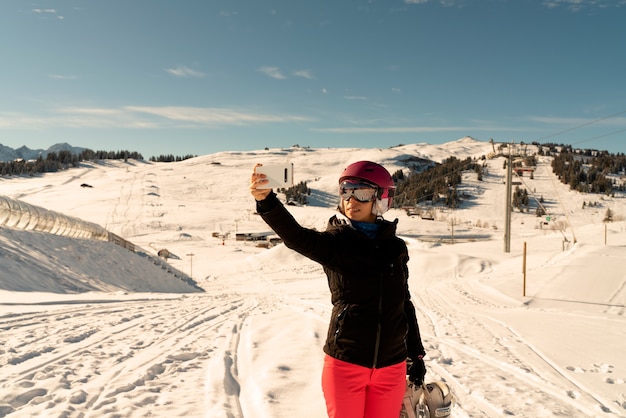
[0,137,625,417]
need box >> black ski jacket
[257,193,425,368]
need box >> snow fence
[0,195,109,240]
[0,195,202,290]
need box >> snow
[1,137,625,417]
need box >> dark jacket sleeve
[256,193,337,266]
[403,258,426,359]
[404,296,426,359]
[256,191,281,214]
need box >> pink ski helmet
[339,161,395,215]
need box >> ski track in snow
[0,294,254,417]
[409,248,619,417]
[2,258,618,417]
[0,265,330,418]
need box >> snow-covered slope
[1,137,625,417]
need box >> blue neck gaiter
[351,220,380,239]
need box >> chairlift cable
[534,109,626,146]
[569,127,626,148]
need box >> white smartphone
[257,163,294,189]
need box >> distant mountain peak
[0,143,86,162]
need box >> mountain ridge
[0,143,86,162]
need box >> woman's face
[341,198,376,223]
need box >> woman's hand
[250,164,272,201]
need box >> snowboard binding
[399,378,455,418]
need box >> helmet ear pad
[372,197,392,216]
[371,187,394,216]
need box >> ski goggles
[339,181,379,202]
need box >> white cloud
[32,8,64,19]
[293,70,314,79]
[125,106,312,125]
[542,0,585,11]
[257,66,286,79]
[343,96,368,101]
[392,87,402,94]
[49,74,77,80]
[542,0,626,11]
[402,0,476,6]
[165,66,205,78]
[529,114,626,127]
[70,105,312,126]
[406,0,624,10]
[58,107,120,116]
[0,105,313,131]
[312,126,464,134]
[311,124,524,134]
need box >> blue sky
[1,0,625,158]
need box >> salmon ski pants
[321,355,406,418]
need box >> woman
[250,160,426,418]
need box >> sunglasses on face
[339,181,379,202]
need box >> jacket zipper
[372,264,388,368]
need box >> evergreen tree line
[535,142,625,159]
[393,156,484,208]
[149,154,197,162]
[392,144,626,212]
[512,186,529,210]
[551,150,626,195]
[280,181,310,205]
[0,149,143,177]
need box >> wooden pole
[186,253,195,279]
[504,151,512,253]
[522,242,527,297]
